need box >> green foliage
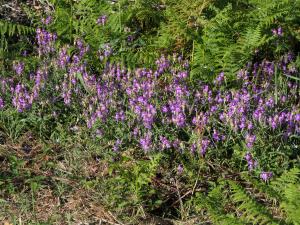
[1,0,300,223]
[193,181,245,224]
[0,109,28,141]
[106,153,162,210]
[271,168,300,224]
[37,0,300,74]
[228,180,275,224]
[0,19,35,63]
[191,0,300,80]
[0,19,35,37]
[192,168,300,225]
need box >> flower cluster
[12,83,32,112]
[272,27,283,37]
[13,62,25,75]
[140,132,152,152]
[97,15,108,26]
[0,97,4,109]
[36,28,57,55]
[2,27,299,182]
[41,16,52,25]
[98,44,113,61]
[57,47,70,68]
[260,171,273,182]
[245,152,258,171]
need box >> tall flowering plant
[1,25,299,183]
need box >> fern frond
[0,19,35,37]
[228,180,276,224]
[270,168,300,192]
[281,183,300,224]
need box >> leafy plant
[192,168,300,224]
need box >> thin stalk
[192,40,195,62]
[275,65,278,105]
[70,0,73,43]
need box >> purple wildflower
[113,139,122,152]
[245,133,256,149]
[260,171,273,182]
[13,62,25,75]
[244,152,257,171]
[127,35,134,42]
[200,139,210,156]
[272,27,283,37]
[97,15,108,26]
[12,84,32,112]
[140,133,152,152]
[190,143,197,154]
[277,27,283,36]
[214,72,225,85]
[115,110,126,121]
[36,28,57,55]
[160,136,171,149]
[213,129,221,142]
[41,16,52,25]
[177,164,184,175]
[0,97,4,109]
[57,47,70,68]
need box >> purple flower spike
[22,50,28,56]
[36,28,57,55]
[113,139,122,152]
[58,47,70,68]
[177,164,184,175]
[244,152,257,171]
[12,83,32,112]
[115,110,126,121]
[214,72,225,85]
[277,27,283,36]
[213,129,221,142]
[245,133,256,149]
[190,143,197,154]
[272,27,283,37]
[0,97,4,109]
[97,15,108,26]
[13,62,25,75]
[161,105,169,113]
[260,171,273,182]
[160,136,171,149]
[140,133,152,152]
[42,16,52,25]
[200,139,210,156]
[127,35,134,42]
[272,29,277,36]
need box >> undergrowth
[0,0,300,224]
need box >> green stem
[70,0,73,43]
[275,65,278,105]
[192,40,195,62]
[119,2,122,33]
